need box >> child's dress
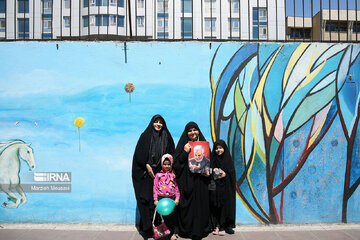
[153,170,180,201]
[153,170,180,237]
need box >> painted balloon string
[125,83,135,103]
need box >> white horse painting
[0,140,35,208]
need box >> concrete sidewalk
[1,223,360,240]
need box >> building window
[137,0,144,8]
[64,0,70,8]
[118,0,124,7]
[181,0,192,13]
[229,0,239,13]
[0,18,5,32]
[157,14,168,39]
[0,0,5,13]
[89,15,95,26]
[96,15,108,26]
[204,0,216,14]
[289,28,311,39]
[137,16,144,27]
[205,18,216,32]
[157,0,168,13]
[229,18,239,32]
[109,15,116,26]
[181,17,192,38]
[325,22,347,32]
[63,16,70,28]
[18,0,29,13]
[18,18,29,39]
[43,0,52,14]
[110,0,116,6]
[253,7,267,39]
[83,16,89,27]
[117,16,124,27]
[354,24,360,33]
[43,17,52,33]
[90,0,96,6]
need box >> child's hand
[175,199,179,206]
[154,200,158,206]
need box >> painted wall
[0,42,359,225]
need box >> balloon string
[78,127,81,152]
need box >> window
[89,15,95,26]
[43,17,52,33]
[84,0,88,7]
[18,18,29,39]
[181,0,192,13]
[137,0,144,8]
[83,16,89,27]
[137,16,144,27]
[157,14,168,39]
[205,18,216,32]
[18,0,29,13]
[0,0,5,13]
[289,28,311,39]
[253,7,267,39]
[43,0,52,14]
[64,0,70,8]
[229,18,239,32]
[0,18,5,32]
[157,16,168,32]
[204,0,216,14]
[63,16,70,28]
[157,0,168,13]
[118,0,124,7]
[229,0,239,13]
[117,16,124,27]
[96,15,108,26]
[325,22,347,32]
[90,0,96,6]
[181,17,192,38]
[354,24,360,33]
[110,0,116,6]
[109,15,116,26]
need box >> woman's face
[215,145,224,156]
[153,118,163,132]
[187,127,199,141]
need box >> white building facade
[0,0,286,40]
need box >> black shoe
[225,227,235,234]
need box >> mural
[0,140,35,208]
[0,42,359,225]
[210,43,360,224]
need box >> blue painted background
[0,42,359,225]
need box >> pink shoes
[218,230,226,236]
[212,227,219,235]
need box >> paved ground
[0,223,360,240]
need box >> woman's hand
[184,143,191,153]
[146,164,155,179]
[154,200,158,206]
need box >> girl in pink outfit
[153,153,180,240]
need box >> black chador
[132,115,175,233]
[173,122,211,240]
[210,140,236,231]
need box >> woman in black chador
[132,115,175,235]
[173,122,211,240]
[209,140,236,235]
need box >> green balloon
[157,198,175,216]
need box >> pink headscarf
[161,153,173,166]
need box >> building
[286,9,360,41]
[0,0,285,41]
